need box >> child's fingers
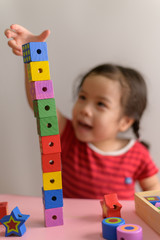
[12,48,23,56]
[8,39,22,51]
[10,24,29,34]
[5,29,18,39]
[37,30,51,42]
[9,24,50,43]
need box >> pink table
[0,194,159,239]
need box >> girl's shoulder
[132,140,150,153]
[128,140,152,162]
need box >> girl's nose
[80,103,92,117]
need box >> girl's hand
[4,24,50,56]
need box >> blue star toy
[0,206,30,237]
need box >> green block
[33,98,57,118]
[37,116,59,136]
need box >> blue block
[150,200,160,206]
[22,42,48,63]
[102,217,125,240]
[42,188,63,209]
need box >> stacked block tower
[22,42,63,227]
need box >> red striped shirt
[61,120,158,200]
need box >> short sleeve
[134,143,159,180]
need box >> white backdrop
[0,0,160,196]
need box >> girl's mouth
[78,120,93,130]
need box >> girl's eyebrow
[80,89,111,104]
[97,96,112,104]
[79,89,88,94]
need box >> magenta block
[117,224,143,240]
[44,207,63,227]
[30,80,54,100]
[155,202,160,208]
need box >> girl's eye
[79,95,86,100]
[97,102,106,108]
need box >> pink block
[117,224,143,240]
[155,202,160,208]
[30,80,54,100]
[44,207,63,227]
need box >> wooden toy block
[42,188,63,209]
[27,61,50,81]
[39,134,61,154]
[44,207,63,227]
[144,196,160,205]
[117,224,143,240]
[0,202,8,225]
[41,152,61,173]
[135,190,160,235]
[102,217,125,240]
[0,206,30,237]
[37,116,59,136]
[33,98,57,118]
[22,42,48,63]
[100,193,122,218]
[30,80,54,100]
[155,202,160,208]
[43,171,62,190]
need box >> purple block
[117,224,143,240]
[30,80,54,100]
[44,207,63,227]
[155,202,160,208]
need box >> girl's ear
[119,116,135,132]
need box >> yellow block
[43,171,62,190]
[27,61,50,81]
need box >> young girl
[5,24,160,200]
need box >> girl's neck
[90,138,130,152]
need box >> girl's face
[72,74,131,150]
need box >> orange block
[0,202,8,225]
[41,153,61,173]
[100,193,122,218]
[39,134,61,154]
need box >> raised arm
[4,24,67,134]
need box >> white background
[0,0,160,196]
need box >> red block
[41,153,61,173]
[100,193,122,218]
[0,202,8,225]
[39,135,61,154]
